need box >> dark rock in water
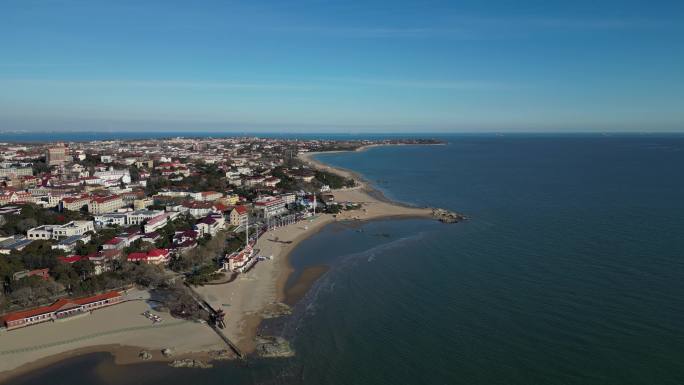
[169,359,213,369]
[431,208,467,223]
[255,336,295,358]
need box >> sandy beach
[0,146,438,382]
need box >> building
[191,191,223,202]
[127,249,171,265]
[0,236,33,254]
[0,291,123,330]
[46,144,69,166]
[230,205,249,227]
[51,221,95,239]
[254,196,287,219]
[143,212,178,233]
[264,177,280,187]
[60,195,91,211]
[93,213,127,227]
[125,209,164,225]
[0,166,33,178]
[51,234,92,252]
[93,169,131,185]
[280,193,296,206]
[133,197,153,210]
[194,213,225,237]
[222,194,240,205]
[88,195,124,214]
[226,245,255,273]
[27,221,95,240]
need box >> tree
[73,259,96,279]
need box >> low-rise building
[127,249,170,265]
[27,221,94,240]
[143,212,178,233]
[194,213,225,237]
[51,234,91,252]
[0,236,33,254]
[0,291,123,330]
[191,191,223,202]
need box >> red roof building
[0,291,123,330]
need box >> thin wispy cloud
[321,77,516,90]
[266,16,668,39]
[0,77,517,91]
[0,79,316,90]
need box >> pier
[183,283,245,359]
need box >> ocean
[9,134,684,385]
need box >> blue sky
[1,0,683,132]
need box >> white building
[94,169,131,184]
[254,196,287,219]
[27,221,95,240]
[143,212,179,233]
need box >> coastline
[0,144,440,383]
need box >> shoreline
[0,144,442,383]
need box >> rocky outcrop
[161,348,174,357]
[255,336,295,358]
[209,349,234,360]
[431,208,467,223]
[169,359,213,369]
[138,350,152,361]
[260,302,292,319]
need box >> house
[194,213,225,237]
[127,249,170,265]
[230,205,249,227]
[101,237,127,250]
[0,291,123,330]
[225,245,255,273]
[173,230,198,253]
[141,232,160,244]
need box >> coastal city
[0,136,459,373]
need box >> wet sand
[284,265,330,305]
